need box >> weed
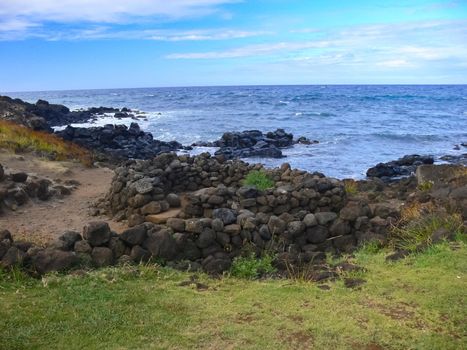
[343,179,358,195]
[242,170,274,191]
[390,212,464,252]
[417,180,434,192]
[230,252,276,279]
[0,120,92,166]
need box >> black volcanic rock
[0,95,136,130]
[55,122,183,161]
[366,154,434,179]
[193,128,313,160]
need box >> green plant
[390,212,464,252]
[230,253,276,279]
[417,180,434,192]
[343,179,358,195]
[242,170,274,191]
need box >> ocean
[6,85,467,179]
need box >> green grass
[242,170,275,190]
[1,242,466,349]
[230,252,276,279]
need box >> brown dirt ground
[0,150,127,244]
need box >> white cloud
[149,29,270,41]
[0,0,239,23]
[376,59,413,68]
[167,40,334,59]
[166,20,467,70]
[0,0,242,40]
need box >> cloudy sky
[1,0,466,91]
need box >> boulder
[315,212,337,226]
[74,240,92,254]
[83,221,111,247]
[130,245,151,262]
[91,247,114,267]
[167,218,186,232]
[57,231,82,251]
[11,172,28,183]
[1,246,26,268]
[30,249,79,275]
[268,216,286,235]
[212,208,237,225]
[306,225,328,244]
[303,213,317,227]
[142,230,177,260]
[120,225,147,246]
[166,193,181,207]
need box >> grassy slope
[0,120,91,165]
[1,243,465,350]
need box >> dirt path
[0,151,127,244]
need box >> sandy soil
[0,150,127,244]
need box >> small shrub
[343,179,358,195]
[230,253,276,279]
[243,170,274,191]
[417,180,434,192]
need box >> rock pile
[56,123,183,162]
[193,129,317,159]
[0,163,77,213]
[100,153,395,273]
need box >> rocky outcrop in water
[56,122,183,162]
[193,129,317,159]
[366,155,434,180]
[0,95,138,130]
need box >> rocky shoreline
[0,95,465,276]
[2,95,464,176]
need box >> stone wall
[99,153,393,273]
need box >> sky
[0,0,466,91]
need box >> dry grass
[391,202,464,251]
[343,179,358,195]
[0,120,92,166]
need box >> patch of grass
[391,211,464,252]
[230,253,276,279]
[343,179,358,195]
[0,120,92,166]
[242,170,274,190]
[0,243,466,349]
[417,180,434,192]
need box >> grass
[230,252,276,279]
[242,170,275,190]
[0,119,92,166]
[343,179,358,195]
[391,203,464,252]
[1,241,466,349]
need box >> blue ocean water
[6,85,467,179]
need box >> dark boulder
[83,221,111,247]
[142,230,177,260]
[120,225,147,246]
[212,208,237,225]
[91,247,114,267]
[30,249,79,275]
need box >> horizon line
[4,83,467,94]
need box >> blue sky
[0,0,466,91]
